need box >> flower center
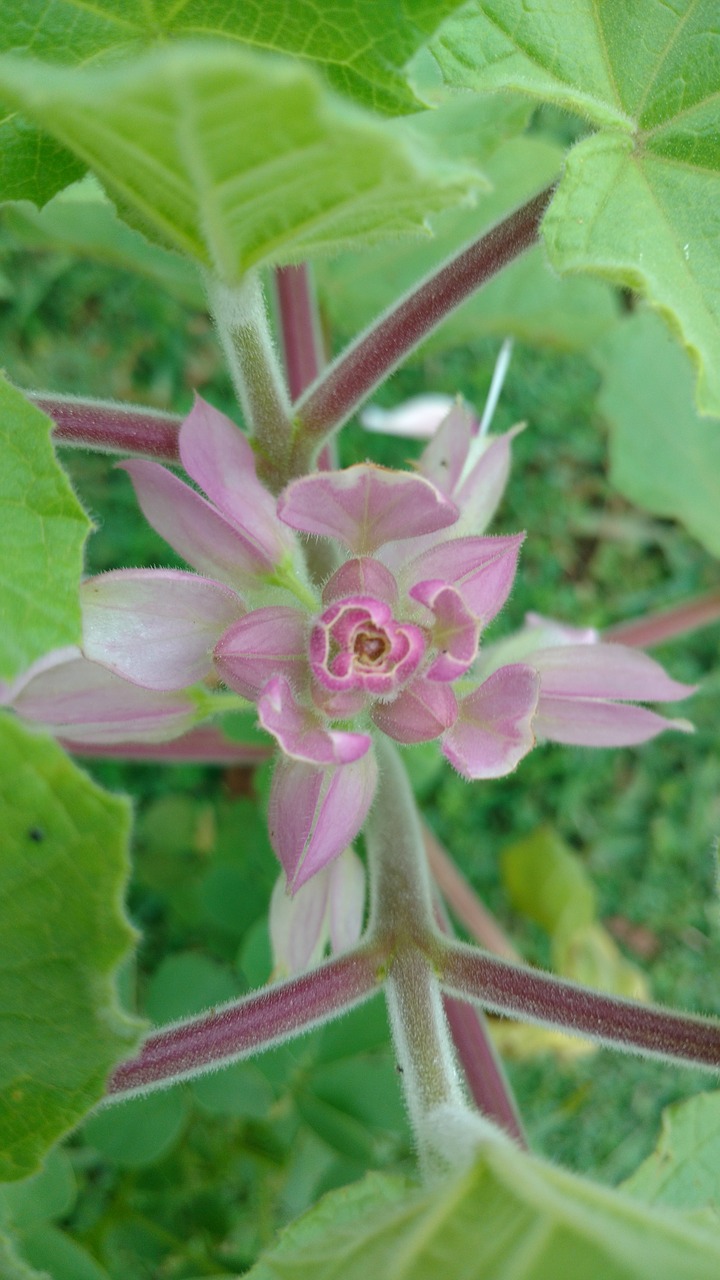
[309,595,425,696]
[353,627,390,666]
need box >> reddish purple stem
[294,188,552,442]
[108,947,381,1097]
[36,393,182,462]
[443,995,527,1146]
[275,264,324,400]
[64,726,272,765]
[441,944,720,1070]
[605,589,720,648]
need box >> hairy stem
[206,272,293,481]
[604,588,720,648]
[35,393,182,462]
[292,188,552,465]
[275,264,324,400]
[424,823,522,963]
[442,995,527,1147]
[106,945,382,1100]
[440,941,720,1071]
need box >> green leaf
[597,310,720,557]
[317,134,619,355]
[501,826,596,940]
[0,43,477,282]
[0,1150,76,1229]
[0,185,204,309]
[430,1,720,414]
[622,1092,720,1214]
[0,376,90,682]
[248,1138,720,1279]
[0,1230,49,1280]
[81,1090,189,1168]
[0,716,141,1181]
[16,1225,110,1280]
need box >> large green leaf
[0,376,90,683]
[248,1136,720,1279]
[0,716,142,1181]
[318,132,619,355]
[596,310,720,558]
[0,0,467,203]
[622,1092,720,1214]
[429,1,720,415]
[0,43,477,282]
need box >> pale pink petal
[277,464,458,554]
[535,697,694,747]
[214,608,308,701]
[258,675,371,765]
[406,534,524,622]
[7,648,198,744]
[372,677,458,744]
[409,580,480,680]
[443,664,539,779]
[327,848,366,953]
[81,569,243,690]
[417,402,474,491]
[322,557,398,606]
[361,393,457,439]
[524,612,599,646]
[454,424,525,535]
[119,459,274,589]
[531,644,695,702]
[269,751,378,891]
[179,396,292,564]
[269,871,330,976]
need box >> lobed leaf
[248,1136,720,1278]
[0,376,90,682]
[0,42,478,281]
[597,310,720,558]
[0,716,142,1181]
[430,0,720,414]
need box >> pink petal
[409,580,480,680]
[258,675,371,765]
[277,464,459,554]
[535,697,694,747]
[361,393,457,439]
[7,648,198,744]
[418,402,474,493]
[269,752,378,891]
[407,534,524,622]
[81,569,243,690]
[269,871,330,976]
[531,644,696,702]
[442,664,539,779]
[372,677,458,744]
[120,458,275,589]
[214,607,308,701]
[454,424,525,535]
[327,848,366,953]
[322,557,398,606]
[179,396,292,565]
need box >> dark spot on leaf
[28,827,44,842]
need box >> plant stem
[440,941,720,1071]
[206,272,293,481]
[275,264,324,400]
[424,823,522,963]
[365,737,437,946]
[106,945,382,1100]
[442,995,527,1147]
[34,393,182,462]
[604,588,720,648]
[292,188,552,464]
[65,726,272,764]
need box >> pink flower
[2,398,694,891]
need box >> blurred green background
[0,178,718,1278]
